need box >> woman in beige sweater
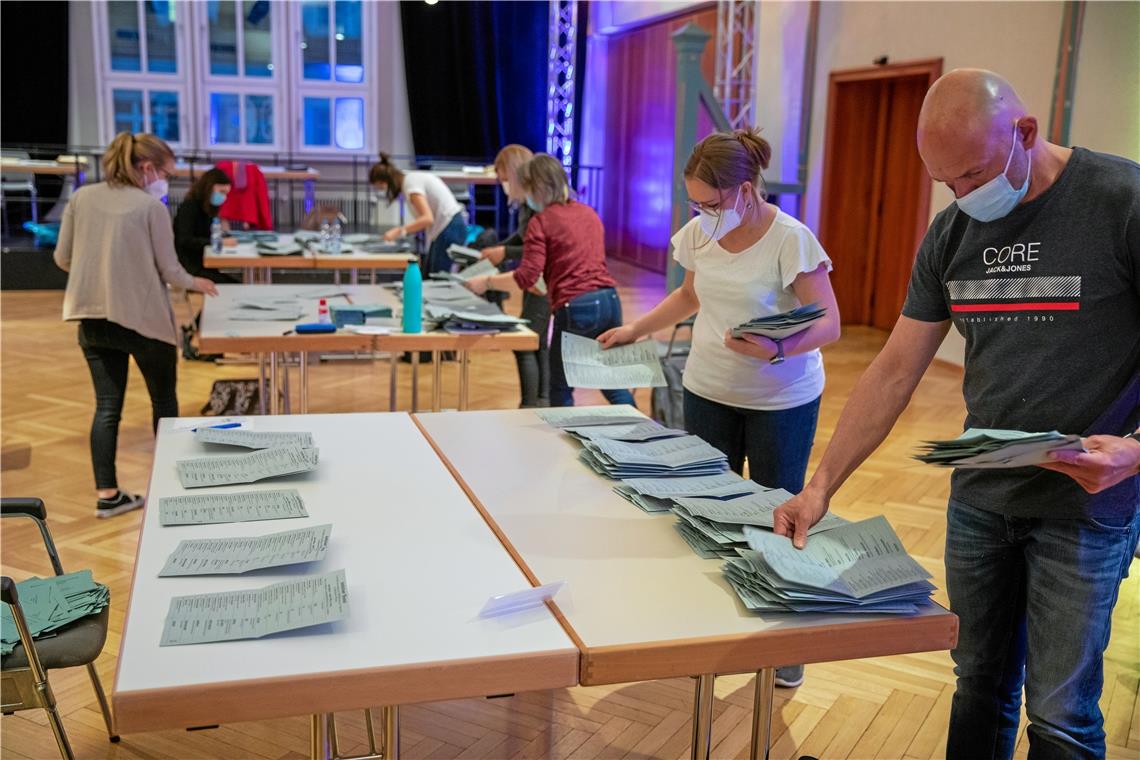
[54,132,218,518]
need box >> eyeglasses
[687,199,723,215]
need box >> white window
[92,0,376,157]
[95,0,191,148]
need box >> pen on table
[283,329,295,336]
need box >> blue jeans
[682,389,820,492]
[550,287,635,407]
[426,212,467,275]
[945,498,1140,759]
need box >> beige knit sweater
[54,183,197,345]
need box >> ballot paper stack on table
[423,304,529,335]
[176,427,320,488]
[730,303,827,340]
[577,434,729,479]
[1,571,111,656]
[612,472,760,513]
[913,428,1085,468]
[722,516,935,615]
[673,490,850,559]
[536,406,647,429]
[228,296,305,322]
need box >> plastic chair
[1,498,118,758]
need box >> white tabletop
[204,233,415,268]
[415,408,958,685]
[200,283,396,340]
[113,413,577,731]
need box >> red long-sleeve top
[511,200,617,311]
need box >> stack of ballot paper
[1,570,111,655]
[730,303,827,339]
[446,243,482,265]
[673,490,849,558]
[561,334,667,389]
[160,569,349,646]
[562,420,688,444]
[194,428,314,449]
[159,524,332,576]
[913,428,1085,468]
[613,472,761,513]
[228,297,305,321]
[431,257,498,283]
[578,434,729,479]
[255,241,303,256]
[722,516,935,614]
[536,406,647,428]
[177,445,320,488]
[424,304,528,334]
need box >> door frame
[819,58,942,325]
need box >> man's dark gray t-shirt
[903,147,1140,519]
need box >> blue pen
[191,422,242,432]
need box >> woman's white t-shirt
[400,171,466,243]
[672,210,833,411]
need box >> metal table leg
[388,351,398,412]
[350,268,359,285]
[269,352,280,415]
[300,351,309,414]
[258,353,268,416]
[431,351,442,412]
[691,674,716,760]
[381,706,399,760]
[310,714,329,760]
[458,351,471,410]
[410,352,420,412]
[282,358,292,414]
[327,713,340,758]
[749,668,776,760]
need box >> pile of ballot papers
[730,303,827,339]
[673,489,850,559]
[1,570,111,655]
[722,516,935,614]
[177,445,320,488]
[423,304,528,335]
[913,428,1084,468]
[578,434,729,479]
[613,472,761,513]
[536,406,647,428]
[228,296,305,322]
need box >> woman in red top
[466,154,633,407]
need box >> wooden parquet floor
[2,260,1137,759]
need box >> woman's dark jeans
[549,287,635,408]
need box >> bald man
[775,69,1139,758]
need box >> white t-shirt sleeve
[777,222,833,290]
[670,217,700,271]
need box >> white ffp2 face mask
[955,123,1031,222]
[698,186,744,241]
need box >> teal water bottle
[402,261,423,334]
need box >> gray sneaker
[774,664,804,688]
[95,491,145,519]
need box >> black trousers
[78,320,178,489]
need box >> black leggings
[78,320,178,490]
[514,290,551,407]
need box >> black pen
[282,329,294,336]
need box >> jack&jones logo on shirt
[945,240,1082,323]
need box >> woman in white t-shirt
[370,153,468,273]
[600,128,840,497]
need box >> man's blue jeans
[945,498,1140,759]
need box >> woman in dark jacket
[173,168,236,283]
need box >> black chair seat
[2,606,109,671]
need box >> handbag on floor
[200,380,260,416]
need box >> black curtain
[399,0,547,160]
[1,1,69,149]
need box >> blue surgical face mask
[210,191,228,207]
[525,195,543,213]
[956,123,1031,222]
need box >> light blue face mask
[956,123,1031,222]
[525,195,543,213]
[211,190,228,207]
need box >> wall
[1068,1,1140,162]
[589,1,709,35]
[69,2,101,148]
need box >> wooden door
[818,60,941,330]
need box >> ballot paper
[435,258,497,283]
[913,428,1085,469]
[158,524,332,576]
[227,307,305,321]
[446,243,482,265]
[0,571,111,656]
[159,569,349,646]
[234,297,303,311]
[255,241,303,255]
[194,428,314,450]
[579,434,729,479]
[720,516,935,614]
[614,475,761,513]
[176,446,320,488]
[563,421,688,443]
[672,491,849,558]
[536,406,647,428]
[561,334,667,389]
[730,303,827,340]
[159,489,309,526]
